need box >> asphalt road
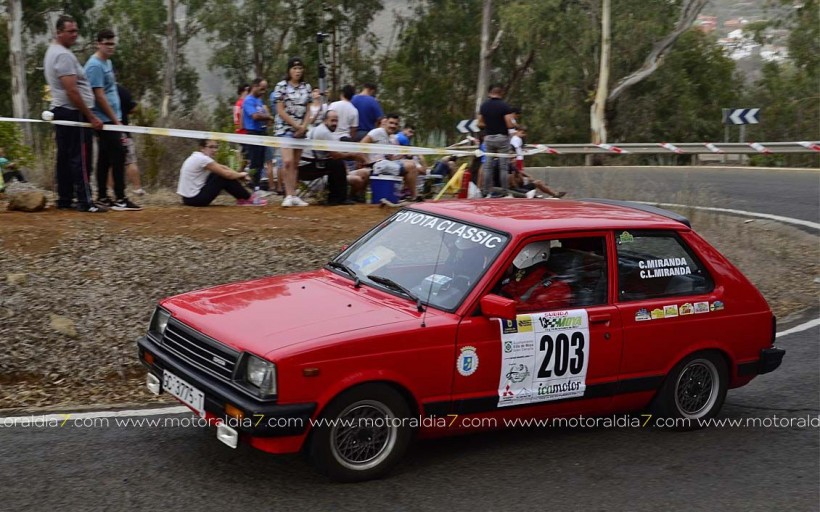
[528,166,820,226]
[1,166,817,511]
[1,327,816,511]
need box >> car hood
[161,270,418,357]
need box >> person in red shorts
[498,241,571,312]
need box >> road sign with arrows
[456,119,480,133]
[723,108,760,125]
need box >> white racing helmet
[513,241,550,270]
[454,236,473,250]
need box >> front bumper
[138,335,315,437]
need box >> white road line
[0,406,189,424]
[776,318,820,339]
[636,202,820,231]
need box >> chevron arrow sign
[723,108,760,125]
[456,119,481,133]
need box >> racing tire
[307,384,413,482]
[650,351,728,430]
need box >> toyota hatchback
[137,199,784,481]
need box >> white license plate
[162,370,205,418]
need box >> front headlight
[244,354,277,397]
[149,307,171,337]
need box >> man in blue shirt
[84,29,141,210]
[351,83,383,141]
[242,77,273,188]
[395,125,414,146]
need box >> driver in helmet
[498,241,571,312]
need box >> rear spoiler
[578,198,691,228]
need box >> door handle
[589,313,611,325]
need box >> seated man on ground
[300,110,367,205]
[497,241,571,312]
[177,139,264,207]
[361,113,419,201]
[508,163,566,198]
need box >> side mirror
[480,294,517,320]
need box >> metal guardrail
[523,141,819,155]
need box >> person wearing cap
[271,57,312,207]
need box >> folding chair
[296,160,328,201]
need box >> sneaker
[555,191,567,198]
[237,197,267,206]
[111,198,143,211]
[133,188,146,196]
[282,195,309,207]
[80,203,108,213]
[96,197,114,208]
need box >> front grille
[162,319,239,380]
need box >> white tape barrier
[3,115,818,156]
[0,116,515,159]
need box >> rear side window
[616,231,713,301]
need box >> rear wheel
[651,351,728,429]
[308,384,413,482]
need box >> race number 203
[498,309,590,407]
[537,331,585,378]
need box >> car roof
[409,199,691,236]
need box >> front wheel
[307,384,413,482]
[651,351,728,430]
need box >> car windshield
[332,210,509,311]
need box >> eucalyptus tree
[94,0,203,117]
[501,0,708,146]
[3,0,93,141]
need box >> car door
[450,232,623,426]
[611,229,718,412]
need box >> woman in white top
[271,57,312,207]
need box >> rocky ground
[0,186,816,412]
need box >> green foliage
[96,0,166,102]
[740,0,819,167]
[0,122,35,167]
[379,0,485,140]
[610,30,739,142]
[199,0,384,94]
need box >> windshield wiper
[327,261,360,287]
[367,274,425,312]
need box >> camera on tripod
[316,32,329,44]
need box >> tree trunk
[588,0,707,156]
[590,0,610,147]
[8,0,31,143]
[161,0,177,121]
[475,0,492,115]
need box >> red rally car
[137,198,784,481]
